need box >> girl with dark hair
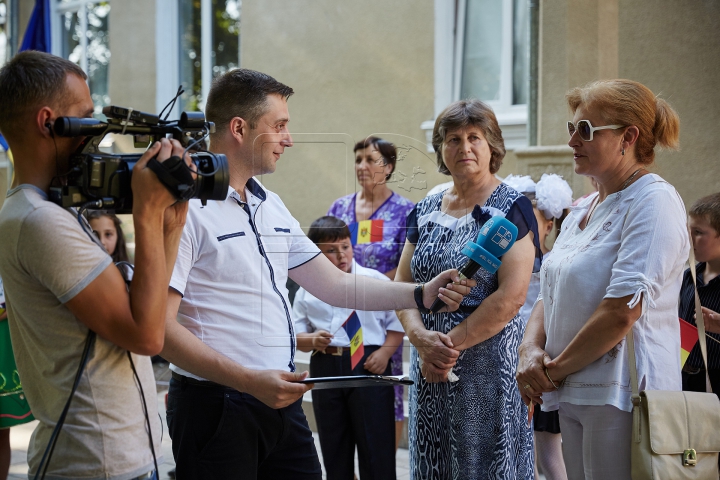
[88,211,133,283]
[88,211,129,264]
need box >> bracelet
[414,284,430,314]
[545,368,563,390]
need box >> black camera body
[49,106,229,214]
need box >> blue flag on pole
[20,0,52,53]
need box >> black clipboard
[298,375,413,390]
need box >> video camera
[49,105,229,214]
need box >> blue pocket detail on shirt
[274,227,291,233]
[217,232,246,242]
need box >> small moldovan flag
[343,311,364,370]
[349,220,384,246]
[679,317,699,368]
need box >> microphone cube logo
[479,218,495,237]
[491,226,512,250]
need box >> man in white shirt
[294,215,404,480]
[0,51,186,479]
[161,68,473,479]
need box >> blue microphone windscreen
[476,216,518,258]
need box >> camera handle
[147,155,196,201]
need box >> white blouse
[540,174,689,413]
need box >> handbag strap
[687,226,713,393]
[627,227,713,395]
[626,225,713,443]
[627,327,642,442]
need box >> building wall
[7,1,717,215]
[619,0,720,208]
[532,0,720,204]
[241,0,438,228]
[107,0,156,115]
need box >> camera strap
[147,155,196,201]
[34,330,96,480]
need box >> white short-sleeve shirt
[292,260,404,346]
[169,179,320,378]
[540,174,689,413]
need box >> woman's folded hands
[516,343,559,406]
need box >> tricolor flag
[343,311,364,370]
[679,317,699,368]
[349,220,384,246]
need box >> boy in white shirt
[294,216,404,480]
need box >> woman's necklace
[619,168,643,191]
[586,168,644,225]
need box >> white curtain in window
[512,0,528,105]
[460,0,503,102]
[0,2,8,65]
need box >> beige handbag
[627,235,720,479]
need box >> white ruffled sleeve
[604,183,688,310]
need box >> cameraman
[161,69,475,479]
[0,51,188,479]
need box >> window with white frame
[425,0,529,149]
[178,0,240,112]
[53,0,111,116]
[0,1,10,66]
[457,0,528,109]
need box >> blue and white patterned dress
[406,183,538,480]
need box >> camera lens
[191,152,230,202]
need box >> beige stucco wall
[241,0,438,229]
[107,0,156,114]
[106,0,157,154]
[619,0,720,208]
[533,0,720,204]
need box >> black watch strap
[414,284,430,314]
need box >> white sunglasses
[567,120,624,141]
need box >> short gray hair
[432,99,506,175]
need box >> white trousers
[558,402,632,480]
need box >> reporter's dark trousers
[310,345,396,480]
[166,374,322,480]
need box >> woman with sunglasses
[516,79,689,479]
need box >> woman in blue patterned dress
[395,100,539,479]
[328,137,415,448]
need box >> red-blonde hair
[566,79,679,165]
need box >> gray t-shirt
[0,185,162,479]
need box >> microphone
[429,216,518,313]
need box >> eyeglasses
[567,120,624,141]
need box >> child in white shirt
[294,216,403,480]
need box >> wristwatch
[414,284,430,314]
